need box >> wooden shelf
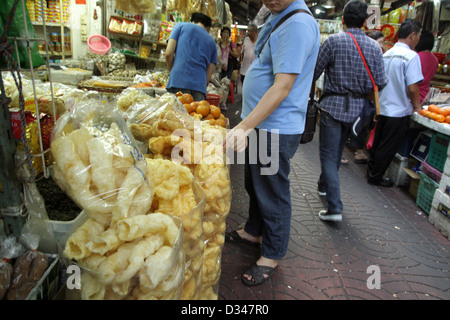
[32,21,70,27]
[39,51,72,57]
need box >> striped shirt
[314,28,388,123]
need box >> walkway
[218,92,450,300]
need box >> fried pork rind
[54,99,185,300]
[125,100,231,300]
[51,99,152,226]
[146,158,206,300]
[64,215,184,300]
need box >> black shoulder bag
[260,9,318,144]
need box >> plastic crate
[206,94,220,106]
[427,132,450,172]
[421,160,442,183]
[416,171,439,214]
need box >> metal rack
[1,0,59,236]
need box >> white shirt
[379,42,423,117]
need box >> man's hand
[224,127,251,153]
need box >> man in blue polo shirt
[224,0,320,286]
[367,19,423,187]
[165,12,217,101]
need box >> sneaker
[318,190,326,197]
[318,210,342,222]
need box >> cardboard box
[402,167,420,198]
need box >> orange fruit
[210,105,221,119]
[204,114,214,120]
[429,112,438,120]
[176,91,183,97]
[423,110,431,118]
[178,95,187,104]
[208,119,216,125]
[215,118,226,127]
[198,100,210,107]
[420,109,427,116]
[196,104,210,117]
[190,101,198,111]
[184,103,194,113]
[428,105,439,113]
[446,115,450,123]
[442,108,450,116]
[183,93,194,104]
[435,114,445,123]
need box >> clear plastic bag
[51,97,149,227]
[15,148,57,253]
[146,158,206,299]
[4,226,50,300]
[62,214,185,300]
[194,160,231,300]
[0,236,24,300]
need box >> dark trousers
[367,115,410,181]
[244,129,301,260]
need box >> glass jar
[51,32,59,42]
[55,42,62,52]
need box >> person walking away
[313,0,388,222]
[367,19,423,187]
[351,30,386,164]
[165,12,217,101]
[415,30,439,103]
[224,0,320,286]
[240,24,258,85]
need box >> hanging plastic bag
[0,235,25,299]
[6,227,50,300]
[14,148,57,253]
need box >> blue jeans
[318,112,352,215]
[244,129,301,260]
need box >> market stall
[2,0,450,301]
[1,0,234,301]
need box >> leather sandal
[241,264,279,286]
[225,230,261,247]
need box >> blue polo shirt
[379,42,423,117]
[166,23,217,95]
[240,1,320,134]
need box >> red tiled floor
[218,94,450,300]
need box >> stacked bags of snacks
[121,91,231,299]
[51,99,184,299]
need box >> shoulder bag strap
[347,32,380,114]
[260,9,312,55]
